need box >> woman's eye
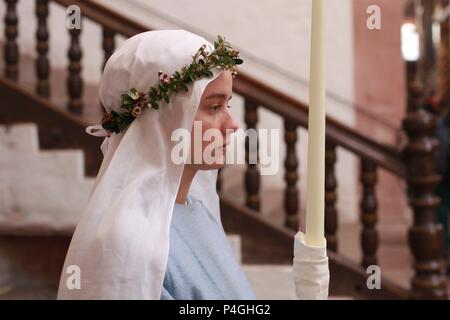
[210,105,220,113]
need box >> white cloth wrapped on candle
[293,231,330,300]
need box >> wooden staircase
[0,0,448,299]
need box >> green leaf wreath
[101,35,243,135]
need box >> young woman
[57,29,329,300]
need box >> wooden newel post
[403,81,448,299]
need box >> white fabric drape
[57,30,223,299]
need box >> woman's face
[190,70,239,170]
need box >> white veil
[57,30,223,299]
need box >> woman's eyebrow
[205,93,232,100]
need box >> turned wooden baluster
[284,120,299,230]
[325,141,338,252]
[4,0,19,81]
[100,27,115,113]
[102,27,115,72]
[35,0,50,97]
[403,81,448,299]
[360,158,379,268]
[244,98,260,211]
[418,0,437,91]
[67,26,83,114]
[438,0,450,271]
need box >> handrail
[51,0,405,177]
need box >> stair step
[1,150,86,180]
[0,123,39,153]
[0,175,94,229]
[243,265,354,300]
[0,123,95,230]
[243,265,298,300]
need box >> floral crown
[100,35,243,135]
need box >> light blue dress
[160,194,256,300]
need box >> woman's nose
[223,112,239,134]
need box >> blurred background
[0,0,449,299]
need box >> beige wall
[353,0,410,223]
[353,0,407,145]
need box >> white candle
[305,0,326,247]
